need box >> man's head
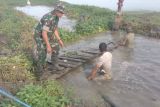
[99,42,107,52]
[126,23,133,33]
[54,5,65,18]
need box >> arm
[42,30,52,53]
[87,64,100,80]
[54,28,64,47]
[120,37,127,46]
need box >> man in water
[33,5,65,75]
[119,23,135,48]
[87,43,112,80]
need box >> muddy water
[16,6,76,31]
[60,32,160,107]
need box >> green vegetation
[0,1,37,90]
[124,11,160,37]
[1,81,76,107]
[65,4,115,36]
[0,54,34,81]
[58,4,115,42]
[0,5,36,50]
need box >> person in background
[117,0,124,13]
[119,23,135,48]
[87,43,112,80]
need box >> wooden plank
[62,51,94,60]
[58,56,86,63]
[47,68,57,71]
[65,55,91,60]
[81,50,100,55]
[47,66,64,72]
[55,68,71,79]
[58,60,82,66]
[76,52,95,57]
[58,62,76,68]
[89,48,99,51]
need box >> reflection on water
[60,32,160,107]
[16,6,76,31]
[16,6,52,20]
[65,0,160,11]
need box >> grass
[1,81,77,107]
[0,1,37,91]
[124,11,160,25]
[59,4,115,42]
[123,11,160,37]
[0,54,34,85]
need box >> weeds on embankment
[124,12,160,38]
[0,1,37,91]
[0,81,80,107]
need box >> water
[16,6,76,31]
[64,0,160,11]
[60,32,160,107]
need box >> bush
[0,54,34,83]
[1,81,73,107]
[65,4,115,36]
[0,2,36,91]
[59,28,81,42]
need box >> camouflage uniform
[34,10,60,68]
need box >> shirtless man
[87,43,112,80]
[119,23,135,48]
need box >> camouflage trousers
[33,33,60,70]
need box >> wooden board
[58,62,76,68]
[81,50,100,55]
[58,56,86,63]
[58,59,82,66]
[62,55,90,60]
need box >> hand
[59,39,64,48]
[114,44,119,49]
[47,44,52,53]
[87,76,93,80]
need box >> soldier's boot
[46,58,63,72]
[35,64,45,80]
[47,63,64,73]
[53,63,64,71]
[46,44,63,71]
[51,53,64,71]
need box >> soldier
[33,5,65,75]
